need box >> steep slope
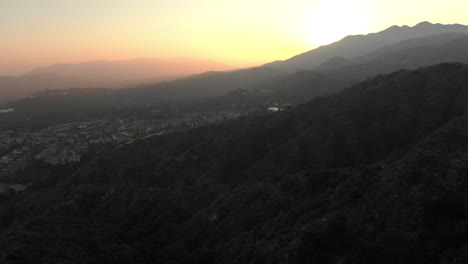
[356,32,468,64]
[250,35,468,105]
[267,22,468,71]
[112,29,468,105]
[2,64,468,263]
[316,56,353,70]
[322,36,468,82]
[317,32,468,71]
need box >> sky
[1,0,468,75]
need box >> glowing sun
[306,0,371,46]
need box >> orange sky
[2,0,468,75]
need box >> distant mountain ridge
[125,23,468,104]
[2,21,468,106]
[26,57,233,81]
[6,28,468,117]
[266,21,468,71]
[316,32,468,71]
[125,22,468,105]
[238,33,468,105]
[0,58,232,103]
[318,35,468,83]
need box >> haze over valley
[2,1,468,263]
[0,57,232,103]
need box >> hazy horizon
[0,56,239,77]
[2,0,468,75]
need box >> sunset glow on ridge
[2,0,468,75]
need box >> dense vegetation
[1,63,468,263]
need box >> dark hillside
[98,64,468,184]
[2,64,468,263]
[321,36,468,83]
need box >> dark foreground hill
[2,64,468,263]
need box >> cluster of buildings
[0,108,15,114]
[0,110,243,177]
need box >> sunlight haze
[1,0,468,75]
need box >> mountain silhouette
[122,22,468,104]
[266,22,468,71]
[319,35,468,83]
[4,22,468,124]
[27,58,232,81]
[245,33,468,105]
[5,30,468,123]
[0,58,232,103]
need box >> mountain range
[3,22,468,105]
[267,21,468,71]
[4,22,468,117]
[110,22,468,104]
[0,58,232,103]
